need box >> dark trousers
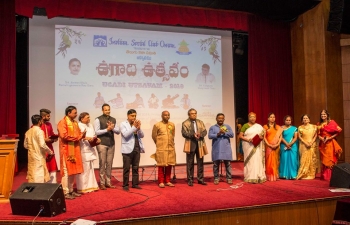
[122,149,140,187]
[213,160,232,180]
[186,146,204,182]
[96,144,115,186]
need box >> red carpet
[1,162,349,224]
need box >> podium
[0,140,18,203]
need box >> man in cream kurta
[24,115,54,183]
[151,111,176,188]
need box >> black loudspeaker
[327,0,350,34]
[330,163,350,188]
[10,183,66,217]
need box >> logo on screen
[176,39,191,55]
[93,35,107,47]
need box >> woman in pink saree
[317,110,342,181]
[263,113,282,181]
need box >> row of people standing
[58,105,144,198]
[239,110,342,183]
[25,105,341,198]
[24,105,144,200]
[24,106,235,194]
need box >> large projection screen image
[29,16,235,169]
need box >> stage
[0,162,349,225]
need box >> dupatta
[65,116,77,163]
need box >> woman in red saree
[263,113,282,181]
[317,110,342,181]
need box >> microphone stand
[219,160,224,181]
[154,164,157,182]
[172,165,176,181]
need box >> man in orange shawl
[57,106,86,200]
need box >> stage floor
[1,162,350,224]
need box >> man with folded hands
[181,108,208,186]
[120,109,144,191]
[57,106,86,199]
[151,111,176,188]
[94,103,120,190]
[208,113,234,185]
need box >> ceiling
[130,0,322,21]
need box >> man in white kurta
[77,112,99,193]
[24,115,54,183]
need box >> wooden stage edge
[0,195,347,225]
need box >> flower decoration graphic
[197,36,221,64]
[56,26,86,58]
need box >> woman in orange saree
[263,113,282,181]
[317,110,342,181]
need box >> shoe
[64,193,75,200]
[70,192,82,197]
[198,181,207,185]
[105,184,116,189]
[100,185,107,190]
[227,179,233,184]
[214,179,219,185]
[166,182,175,187]
[123,186,129,191]
[159,183,165,188]
[187,181,193,186]
[132,185,142,189]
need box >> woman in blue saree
[279,115,299,179]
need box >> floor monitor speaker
[9,183,66,217]
[330,163,350,188]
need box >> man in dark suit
[181,108,208,186]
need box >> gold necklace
[303,124,310,130]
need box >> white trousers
[61,157,76,194]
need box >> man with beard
[208,113,234,185]
[120,109,144,191]
[39,108,59,183]
[57,106,86,199]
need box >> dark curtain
[15,0,249,31]
[248,15,294,125]
[233,35,249,120]
[0,0,16,135]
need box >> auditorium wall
[290,0,346,161]
[341,34,350,162]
